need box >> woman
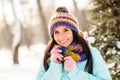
[36,6,111,80]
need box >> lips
[59,39,68,44]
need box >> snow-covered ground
[0,43,46,80]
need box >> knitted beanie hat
[48,6,80,38]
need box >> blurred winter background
[0,0,120,80]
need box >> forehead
[54,26,70,31]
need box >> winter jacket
[36,47,112,80]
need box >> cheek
[53,35,59,41]
[67,33,73,39]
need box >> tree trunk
[13,42,20,63]
[72,0,88,31]
[37,0,49,44]
[10,0,22,64]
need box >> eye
[64,28,69,32]
[54,31,59,34]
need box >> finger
[51,49,62,54]
[56,53,64,61]
[64,56,72,61]
[55,49,62,53]
[51,52,64,61]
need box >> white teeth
[60,40,67,43]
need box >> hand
[50,46,64,64]
[64,56,76,73]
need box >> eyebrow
[54,26,70,32]
[63,27,71,30]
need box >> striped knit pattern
[47,41,87,63]
[48,13,79,37]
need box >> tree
[89,0,120,79]
[72,0,88,31]
[10,0,22,64]
[1,0,12,48]
[37,0,49,44]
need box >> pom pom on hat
[48,6,80,38]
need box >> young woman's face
[53,26,73,47]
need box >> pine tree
[89,0,120,79]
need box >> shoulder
[90,46,99,53]
[90,46,101,56]
[89,46,104,61]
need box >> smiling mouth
[60,39,68,44]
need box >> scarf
[48,41,87,62]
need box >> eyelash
[64,29,69,32]
[54,31,59,34]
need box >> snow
[0,43,46,80]
[116,41,120,49]
[87,37,95,44]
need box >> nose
[59,32,65,39]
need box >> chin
[62,44,70,47]
[59,42,71,47]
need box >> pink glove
[50,46,64,64]
[64,56,76,73]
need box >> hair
[73,30,93,74]
[43,30,93,74]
